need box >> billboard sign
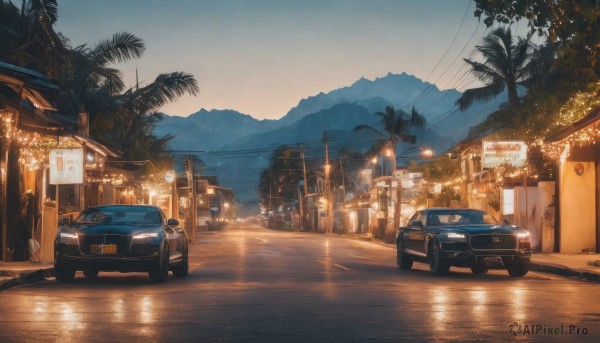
[49,149,84,185]
[482,141,527,168]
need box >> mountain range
[154,72,507,208]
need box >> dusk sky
[55,0,495,120]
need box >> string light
[541,84,600,159]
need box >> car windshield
[428,210,499,225]
[73,206,161,225]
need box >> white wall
[514,186,541,250]
[560,161,597,253]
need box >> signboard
[482,141,527,168]
[401,180,414,189]
[408,172,423,179]
[49,149,84,185]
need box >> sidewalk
[529,253,600,282]
[0,261,54,291]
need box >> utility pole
[339,158,346,202]
[185,155,197,243]
[299,145,309,231]
[323,131,333,233]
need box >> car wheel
[470,261,489,275]
[83,267,99,280]
[396,241,413,270]
[429,240,450,276]
[172,251,189,277]
[54,264,76,283]
[507,261,530,277]
[149,249,169,283]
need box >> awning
[68,131,123,159]
[545,107,600,142]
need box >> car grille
[441,242,469,251]
[470,234,516,250]
[79,234,132,255]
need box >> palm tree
[1,1,198,165]
[91,71,199,162]
[0,0,66,76]
[456,26,536,111]
[353,106,426,174]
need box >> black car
[54,205,189,283]
[396,208,531,277]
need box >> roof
[69,131,123,159]
[0,61,61,89]
[544,107,600,142]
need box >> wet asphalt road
[0,223,599,342]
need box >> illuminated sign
[503,189,514,215]
[482,141,527,168]
[165,171,175,183]
[49,149,84,185]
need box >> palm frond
[353,124,385,137]
[463,58,505,83]
[410,107,427,127]
[456,81,505,111]
[92,32,145,65]
[134,71,199,112]
[27,0,58,24]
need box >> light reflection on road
[471,287,487,317]
[321,238,339,299]
[113,297,124,322]
[2,224,599,342]
[510,288,526,321]
[139,295,154,324]
[430,287,448,332]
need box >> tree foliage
[466,1,600,141]
[353,106,426,173]
[0,0,199,167]
[259,146,308,212]
[473,0,600,80]
[457,27,540,111]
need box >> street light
[398,145,434,161]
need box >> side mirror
[410,220,424,228]
[167,218,179,226]
[502,219,510,225]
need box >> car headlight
[516,231,530,241]
[56,228,79,244]
[60,232,78,239]
[133,232,159,239]
[132,229,162,240]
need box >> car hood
[63,223,163,235]
[434,225,521,235]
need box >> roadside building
[544,107,600,253]
[342,192,370,234]
[0,61,132,262]
[447,135,555,252]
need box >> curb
[529,262,600,282]
[0,268,52,292]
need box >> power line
[398,0,473,112]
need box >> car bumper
[55,254,161,272]
[439,248,531,267]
